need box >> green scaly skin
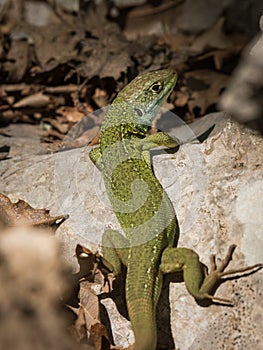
[89,69,262,350]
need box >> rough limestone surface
[0,112,262,349]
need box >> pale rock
[0,112,262,349]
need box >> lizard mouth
[138,71,177,127]
[162,72,177,98]
[155,71,177,105]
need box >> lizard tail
[126,262,162,350]
[127,297,157,350]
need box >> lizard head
[115,69,177,132]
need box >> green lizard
[89,69,262,350]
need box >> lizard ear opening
[134,108,143,117]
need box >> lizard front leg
[136,131,179,168]
[140,131,180,151]
[160,245,262,303]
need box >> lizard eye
[150,82,163,93]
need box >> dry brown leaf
[71,280,110,349]
[74,243,111,295]
[88,130,100,146]
[190,17,232,53]
[89,323,110,350]
[197,49,232,70]
[42,128,66,141]
[75,244,100,281]
[13,92,51,108]
[69,307,87,343]
[79,281,100,328]
[93,88,109,109]
[174,89,189,107]
[196,36,247,71]
[71,244,117,348]
[56,106,86,123]
[43,117,69,134]
[3,38,30,82]
[158,32,194,52]
[77,126,101,146]
[0,193,68,227]
[184,69,229,116]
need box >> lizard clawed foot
[199,244,263,304]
